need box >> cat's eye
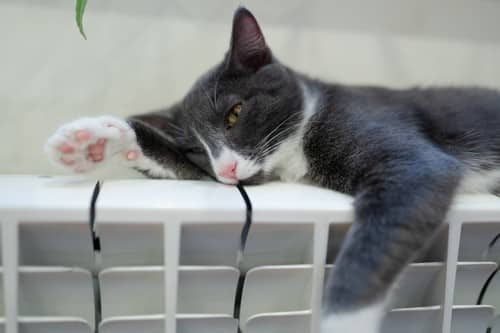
[226,103,242,129]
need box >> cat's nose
[219,161,237,180]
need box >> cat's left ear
[228,7,272,72]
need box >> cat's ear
[228,7,272,72]
[128,106,185,144]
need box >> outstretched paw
[45,116,141,173]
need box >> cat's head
[173,7,304,185]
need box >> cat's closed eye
[183,146,205,155]
[225,102,242,130]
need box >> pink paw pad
[58,143,75,154]
[75,130,91,142]
[126,150,139,161]
[86,140,107,162]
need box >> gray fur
[126,7,500,319]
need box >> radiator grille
[0,175,499,333]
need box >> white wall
[2,0,500,175]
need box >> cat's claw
[45,116,141,173]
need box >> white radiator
[0,175,499,333]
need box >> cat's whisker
[252,113,299,156]
[213,77,220,109]
[259,132,299,156]
[253,130,296,160]
[255,117,300,153]
[255,118,289,149]
[171,124,185,134]
[167,125,185,136]
[200,85,217,113]
[258,126,296,152]
[252,129,288,159]
[254,125,299,158]
[253,110,295,148]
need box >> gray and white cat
[45,7,500,333]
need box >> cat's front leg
[45,115,204,179]
[321,150,463,333]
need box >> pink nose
[219,161,237,179]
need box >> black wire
[234,184,253,325]
[89,181,101,251]
[476,232,500,333]
[89,181,102,333]
[233,275,246,320]
[237,183,253,254]
[476,267,500,305]
[487,233,500,251]
[476,232,500,305]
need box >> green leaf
[75,0,88,40]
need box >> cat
[45,7,500,333]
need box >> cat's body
[45,8,500,333]
[303,83,500,194]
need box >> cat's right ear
[228,7,272,72]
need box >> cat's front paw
[45,116,141,173]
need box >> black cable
[89,181,101,251]
[89,181,102,333]
[233,184,253,325]
[236,184,253,256]
[476,267,499,305]
[476,232,500,333]
[487,233,500,251]
[233,275,246,320]
[477,232,500,306]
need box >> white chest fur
[264,133,309,182]
[263,81,319,182]
[458,168,500,193]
